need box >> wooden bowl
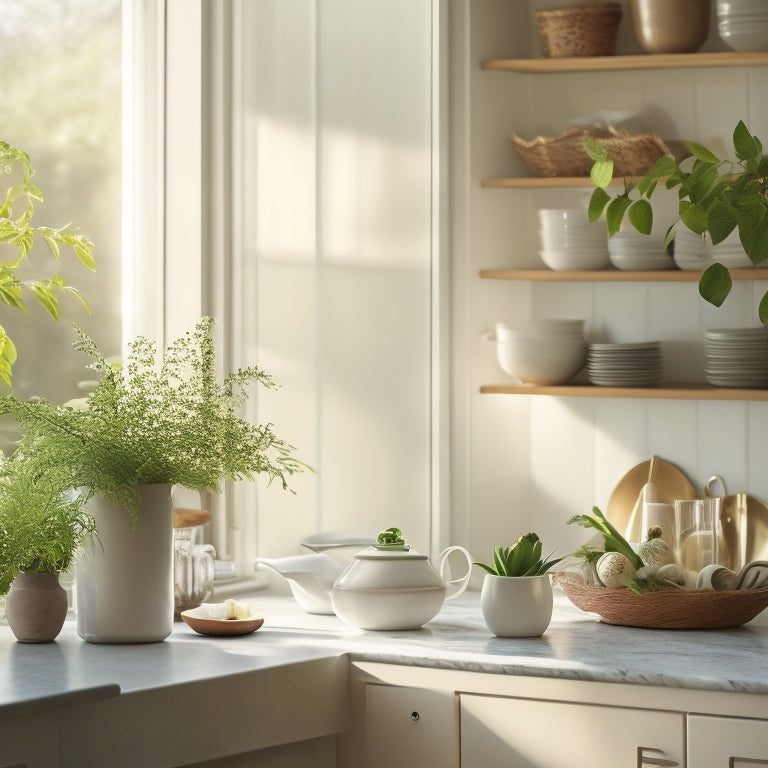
[181,607,264,636]
[556,572,768,629]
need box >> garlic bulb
[656,562,686,586]
[596,551,636,588]
[638,526,676,568]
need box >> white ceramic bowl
[539,249,610,271]
[495,319,585,341]
[494,336,587,385]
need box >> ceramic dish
[181,606,265,636]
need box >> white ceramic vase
[76,483,174,643]
[480,573,553,637]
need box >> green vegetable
[377,527,404,546]
[567,506,644,571]
[475,532,563,577]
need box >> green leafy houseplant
[0,454,95,594]
[0,141,95,384]
[0,316,306,521]
[585,120,768,321]
[475,532,563,577]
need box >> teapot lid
[353,545,428,561]
[354,527,427,560]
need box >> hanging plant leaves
[759,291,768,325]
[627,199,652,235]
[734,120,761,161]
[707,200,737,245]
[588,187,611,222]
[699,263,732,307]
[606,195,632,236]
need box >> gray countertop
[3,588,768,717]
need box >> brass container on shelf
[631,0,712,54]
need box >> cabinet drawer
[365,684,457,768]
[688,714,768,767]
[460,694,684,768]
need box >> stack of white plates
[587,341,663,387]
[705,327,768,388]
[608,231,675,271]
[717,0,768,52]
[538,209,610,271]
[673,227,752,271]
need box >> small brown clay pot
[5,571,68,643]
[631,0,711,53]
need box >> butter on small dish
[181,600,264,636]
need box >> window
[0,0,122,418]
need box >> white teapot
[330,528,472,630]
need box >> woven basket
[511,125,689,179]
[555,572,768,629]
[535,3,622,58]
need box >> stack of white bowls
[489,320,587,385]
[673,227,753,271]
[538,209,610,271]
[705,327,768,388]
[608,230,675,271]
[587,341,663,387]
[716,0,768,51]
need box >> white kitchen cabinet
[688,714,768,767]
[460,693,684,768]
[0,712,59,768]
[364,684,457,768]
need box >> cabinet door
[365,685,457,768]
[688,714,768,767]
[0,712,59,768]
[461,694,683,768]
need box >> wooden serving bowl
[555,572,768,629]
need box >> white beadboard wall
[234,0,434,563]
[451,0,768,566]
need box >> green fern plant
[0,317,307,522]
[0,453,95,594]
[0,141,94,384]
[475,533,563,577]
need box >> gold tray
[556,572,768,629]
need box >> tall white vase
[76,483,174,643]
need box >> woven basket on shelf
[535,3,622,58]
[510,125,689,179]
[555,572,768,629]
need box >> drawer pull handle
[410,711,420,722]
[640,748,679,767]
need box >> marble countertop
[3,588,768,717]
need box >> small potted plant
[0,140,94,384]
[0,316,307,643]
[475,532,563,637]
[0,454,95,642]
[585,120,768,322]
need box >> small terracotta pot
[480,573,553,637]
[5,572,68,643]
[631,0,711,54]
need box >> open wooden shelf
[480,383,768,401]
[481,177,631,189]
[481,52,768,74]
[479,268,768,282]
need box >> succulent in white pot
[475,533,563,637]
